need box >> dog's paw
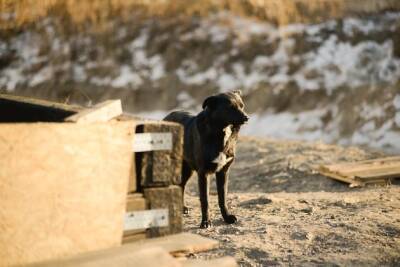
[224,214,238,224]
[183,206,189,215]
[200,220,212,228]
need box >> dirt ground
[183,137,400,266]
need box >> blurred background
[1,0,399,153]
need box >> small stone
[290,231,308,240]
[300,207,313,214]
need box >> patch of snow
[394,112,400,128]
[177,91,196,109]
[394,95,400,110]
[111,65,142,88]
[130,30,148,49]
[72,65,87,82]
[217,73,238,92]
[90,76,112,86]
[241,109,328,142]
[360,103,386,120]
[177,67,217,85]
[30,66,53,87]
[0,68,24,91]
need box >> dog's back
[164,111,194,127]
[164,110,202,169]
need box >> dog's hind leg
[181,161,193,214]
[216,163,237,224]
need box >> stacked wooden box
[120,115,184,242]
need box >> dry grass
[0,0,399,30]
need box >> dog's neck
[197,110,228,135]
[196,110,238,146]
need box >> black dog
[164,90,249,228]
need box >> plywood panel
[31,247,179,267]
[0,122,134,266]
[30,233,219,267]
[183,257,238,267]
[65,100,122,123]
[134,233,219,255]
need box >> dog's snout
[243,114,249,122]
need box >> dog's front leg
[198,172,211,228]
[216,164,237,224]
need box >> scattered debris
[318,157,400,187]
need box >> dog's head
[202,90,249,127]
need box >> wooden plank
[126,193,147,211]
[32,233,219,267]
[322,157,400,172]
[331,162,400,175]
[135,233,219,255]
[122,232,147,244]
[124,193,148,237]
[183,257,238,267]
[30,247,180,267]
[0,93,80,122]
[144,186,183,237]
[0,93,81,113]
[343,166,400,179]
[128,150,137,193]
[318,167,363,187]
[0,122,134,266]
[65,100,122,123]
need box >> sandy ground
[183,137,400,266]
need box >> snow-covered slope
[0,11,399,152]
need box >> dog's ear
[232,90,242,97]
[202,95,218,110]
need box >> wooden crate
[1,94,185,250]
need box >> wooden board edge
[318,168,363,187]
[0,93,82,113]
[182,257,238,267]
[65,100,122,123]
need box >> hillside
[0,1,399,152]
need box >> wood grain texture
[124,193,148,237]
[0,122,134,266]
[136,120,183,187]
[144,186,183,237]
[183,257,238,267]
[0,93,80,123]
[65,100,122,123]
[30,233,219,267]
[134,233,219,255]
[30,247,179,267]
[115,115,183,188]
[319,156,398,187]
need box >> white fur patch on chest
[223,125,232,147]
[212,152,234,172]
